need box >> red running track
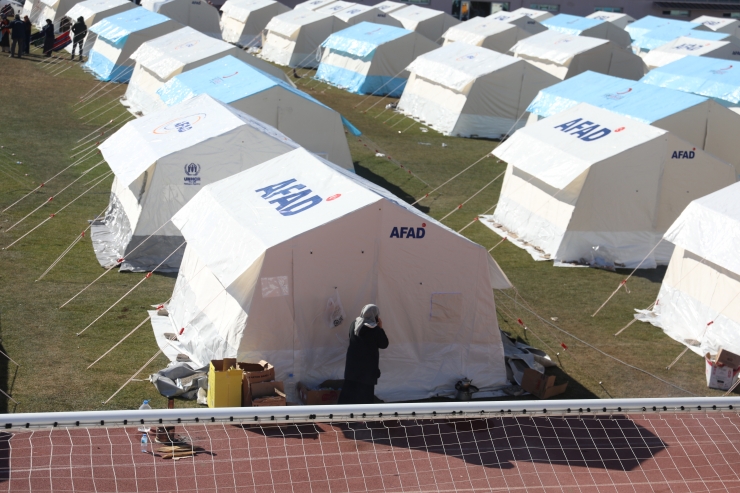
[0,412,739,492]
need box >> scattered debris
[375,152,385,157]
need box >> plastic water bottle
[141,433,148,453]
[139,400,151,410]
[285,373,296,404]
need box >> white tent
[397,42,559,138]
[328,3,402,27]
[153,147,512,402]
[636,182,740,358]
[480,103,736,269]
[487,10,547,35]
[220,0,289,47]
[693,15,740,37]
[123,26,291,115]
[157,55,356,168]
[510,30,646,80]
[316,22,438,97]
[509,7,553,22]
[642,36,740,70]
[84,7,181,82]
[542,14,631,49]
[374,0,407,14]
[36,0,81,29]
[585,11,635,30]
[442,17,532,53]
[22,0,43,24]
[93,94,299,272]
[389,5,459,43]
[294,0,336,11]
[141,0,221,39]
[63,0,134,56]
[260,8,347,67]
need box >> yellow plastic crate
[207,358,242,408]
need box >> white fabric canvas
[397,42,559,138]
[331,4,401,27]
[636,182,740,358]
[693,15,740,37]
[158,147,512,402]
[93,94,300,272]
[585,11,635,30]
[510,7,553,22]
[389,5,459,43]
[510,30,646,80]
[220,0,289,47]
[481,103,736,269]
[373,0,407,14]
[22,0,43,24]
[63,0,134,56]
[141,0,221,39]
[642,36,740,69]
[442,17,531,53]
[294,0,336,11]
[487,10,547,35]
[37,0,84,29]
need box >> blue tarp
[90,7,170,46]
[156,55,361,135]
[84,50,134,82]
[320,22,411,58]
[526,70,708,123]
[542,14,604,36]
[632,24,727,52]
[640,56,740,106]
[624,16,697,41]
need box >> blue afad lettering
[671,150,695,159]
[255,179,322,216]
[390,226,426,238]
[553,118,611,142]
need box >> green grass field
[0,50,721,414]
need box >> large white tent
[63,0,134,56]
[542,14,631,49]
[328,3,402,27]
[510,30,646,81]
[631,24,728,55]
[85,7,181,82]
[35,0,79,29]
[693,15,740,37]
[93,94,299,272]
[153,147,512,402]
[157,55,356,168]
[585,11,635,30]
[220,0,290,47]
[480,103,736,269]
[526,71,740,178]
[487,10,547,35]
[642,36,740,70]
[388,5,459,43]
[316,22,438,97]
[260,8,347,67]
[509,7,552,22]
[441,17,532,53]
[122,26,291,115]
[396,42,559,139]
[21,0,43,24]
[141,0,221,39]
[636,182,740,358]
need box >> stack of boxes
[705,349,740,391]
[207,359,286,408]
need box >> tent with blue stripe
[631,23,727,53]
[526,70,740,178]
[640,56,740,106]
[624,16,696,42]
[157,56,356,169]
[84,7,181,82]
[542,14,631,48]
[642,36,740,69]
[316,22,438,97]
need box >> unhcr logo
[152,113,206,135]
[175,40,199,49]
[255,178,324,216]
[553,118,613,142]
[184,163,201,185]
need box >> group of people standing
[0,12,86,60]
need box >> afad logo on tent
[710,64,733,75]
[553,118,620,142]
[672,147,695,159]
[604,87,632,100]
[255,178,336,216]
[390,223,426,239]
[152,113,206,134]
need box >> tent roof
[265,9,332,37]
[66,0,130,20]
[509,7,550,20]
[322,21,410,57]
[664,182,740,275]
[443,16,516,43]
[527,70,707,122]
[334,4,377,21]
[221,0,278,22]
[407,42,519,91]
[294,0,336,10]
[374,0,406,13]
[510,30,608,65]
[542,14,605,36]
[639,56,740,105]
[130,26,232,79]
[315,0,353,13]
[489,10,536,23]
[632,24,727,51]
[646,35,733,58]
[624,15,696,40]
[89,7,169,42]
[586,11,634,23]
[391,5,443,23]
[99,93,297,187]
[692,15,738,31]
[493,102,665,189]
[171,147,499,289]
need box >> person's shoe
[70,54,74,60]
[78,56,83,61]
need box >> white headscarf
[354,304,379,336]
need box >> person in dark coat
[70,16,85,60]
[23,15,30,54]
[337,304,389,405]
[9,14,25,58]
[41,19,54,57]
[0,16,9,53]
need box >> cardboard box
[706,357,740,390]
[297,380,343,405]
[238,361,276,407]
[251,381,286,407]
[521,368,568,399]
[207,359,242,408]
[716,349,740,370]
